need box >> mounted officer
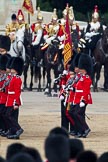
[5,14,19,42]
[44,8,59,45]
[69,6,80,52]
[17,9,29,31]
[85,5,104,55]
[30,7,44,64]
[17,9,30,50]
[31,7,43,49]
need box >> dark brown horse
[93,26,108,91]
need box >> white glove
[53,78,58,83]
[68,86,73,91]
[63,70,68,75]
[62,85,65,90]
[79,101,85,107]
[59,43,64,49]
[59,95,64,101]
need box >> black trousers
[12,109,19,123]
[0,104,6,130]
[61,100,73,131]
[4,107,21,134]
[69,104,89,134]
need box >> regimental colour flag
[63,5,72,69]
[22,0,34,15]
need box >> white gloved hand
[53,78,58,83]
[63,70,68,75]
[62,85,65,90]
[59,43,64,49]
[79,101,85,107]
[59,95,64,101]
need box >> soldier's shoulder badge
[16,75,20,78]
[86,75,89,78]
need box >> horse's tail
[34,65,41,83]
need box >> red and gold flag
[63,5,72,69]
[22,0,34,15]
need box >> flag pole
[63,3,72,69]
[22,0,34,43]
[28,12,30,25]
[28,12,32,44]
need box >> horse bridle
[13,40,24,56]
[47,44,59,65]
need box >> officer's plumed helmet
[52,8,58,21]
[17,9,25,21]
[11,57,24,76]
[92,5,99,19]
[78,54,93,76]
[69,6,75,21]
[0,35,11,51]
[37,7,43,21]
[0,55,10,71]
[73,54,81,68]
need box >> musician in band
[5,14,19,42]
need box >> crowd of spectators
[0,127,107,162]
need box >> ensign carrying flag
[22,0,34,15]
[63,4,72,69]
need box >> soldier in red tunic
[68,54,93,138]
[0,55,10,133]
[4,57,24,139]
[65,54,81,135]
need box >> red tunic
[57,24,65,37]
[5,75,22,107]
[59,72,70,95]
[67,73,81,103]
[73,74,92,104]
[0,74,7,104]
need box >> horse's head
[47,38,59,65]
[51,37,60,49]
[12,25,26,61]
[15,25,25,52]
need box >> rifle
[53,73,67,83]
[0,74,7,82]
[64,74,82,91]
[0,75,13,92]
[63,74,82,106]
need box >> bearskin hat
[6,57,15,69]
[0,35,11,51]
[73,54,81,68]
[0,55,10,70]
[11,57,24,76]
[78,54,93,76]
[11,14,17,20]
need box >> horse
[9,26,32,90]
[44,38,62,96]
[9,26,26,61]
[29,39,44,91]
[93,26,108,91]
